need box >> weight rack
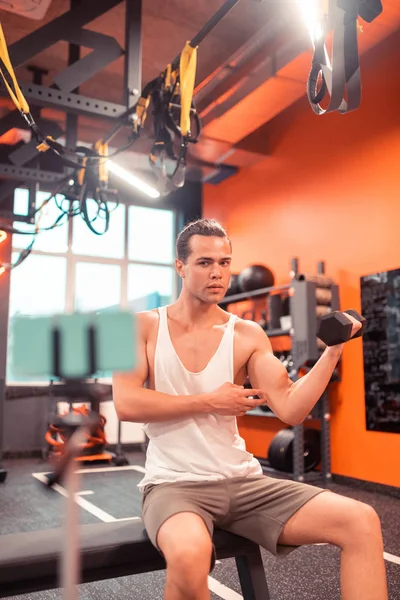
[220,258,340,486]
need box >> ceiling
[0,0,399,184]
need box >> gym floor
[1,452,400,600]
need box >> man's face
[176,235,232,304]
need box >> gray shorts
[142,475,327,566]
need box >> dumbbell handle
[317,309,366,347]
[343,309,365,340]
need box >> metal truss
[5,0,141,117]
[0,0,142,220]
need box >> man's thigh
[141,479,229,551]
[220,475,327,557]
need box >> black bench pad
[0,520,263,598]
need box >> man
[113,218,388,600]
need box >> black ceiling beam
[0,164,66,184]
[52,29,123,94]
[0,0,135,121]
[12,82,127,120]
[8,0,124,68]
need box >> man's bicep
[247,337,293,419]
[247,345,288,389]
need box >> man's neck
[168,295,225,329]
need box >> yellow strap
[0,24,30,114]
[77,156,87,187]
[165,64,172,89]
[36,141,49,152]
[166,64,178,90]
[179,41,197,137]
[94,140,109,183]
[135,95,150,131]
[36,135,58,153]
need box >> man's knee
[345,501,383,544]
[157,512,213,574]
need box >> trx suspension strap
[148,0,243,194]
[103,0,242,195]
[149,42,201,195]
[307,0,383,115]
[74,141,118,235]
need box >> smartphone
[9,311,136,380]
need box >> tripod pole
[62,457,80,600]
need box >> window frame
[7,190,180,383]
[11,193,179,312]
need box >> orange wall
[203,31,400,488]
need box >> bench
[0,520,271,599]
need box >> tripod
[46,381,105,600]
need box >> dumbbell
[317,309,366,346]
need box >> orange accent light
[0,230,7,276]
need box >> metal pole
[172,0,243,67]
[292,424,305,482]
[66,0,81,152]
[61,459,80,600]
[320,390,332,486]
[124,0,142,110]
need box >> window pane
[75,262,121,312]
[72,201,125,259]
[128,206,174,264]
[13,188,69,253]
[127,264,175,309]
[9,253,67,316]
[13,187,30,217]
[7,254,67,382]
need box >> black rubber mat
[1,452,399,600]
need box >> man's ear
[175,258,185,278]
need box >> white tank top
[138,306,262,490]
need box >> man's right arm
[112,312,202,422]
[112,313,265,423]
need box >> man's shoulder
[234,315,271,350]
[135,309,160,336]
[137,308,160,322]
[235,315,263,335]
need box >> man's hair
[176,218,231,263]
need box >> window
[128,205,174,264]
[6,189,177,383]
[128,264,174,306]
[13,188,69,253]
[75,262,121,312]
[72,200,125,259]
[7,254,68,383]
[9,253,67,316]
